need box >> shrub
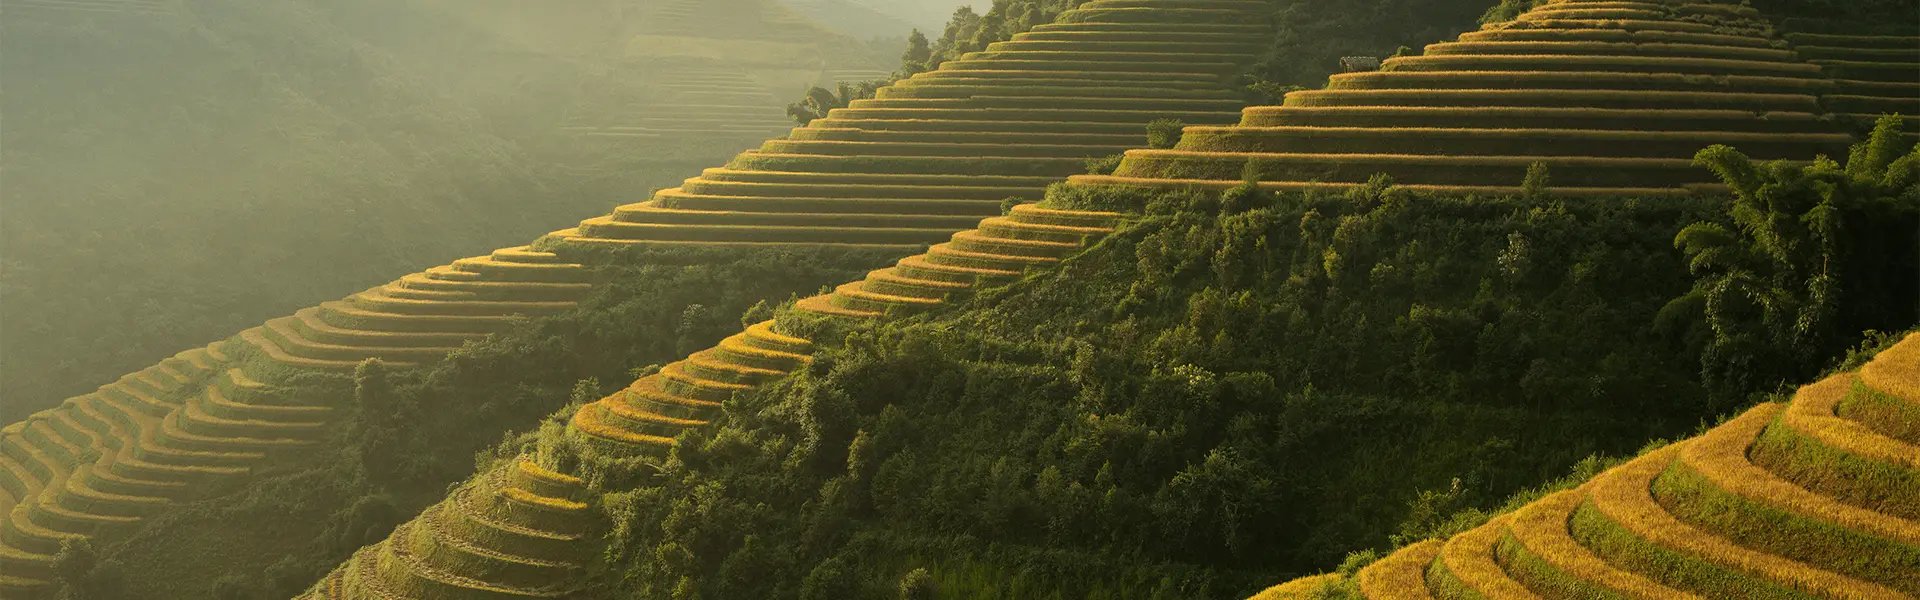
[800,556,863,600]
[1085,154,1124,175]
[898,567,934,600]
[1480,0,1549,24]
[787,82,881,126]
[1522,162,1551,199]
[1146,119,1185,150]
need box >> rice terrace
[0,0,1915,598]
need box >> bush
[1522,162,1551,199]
[1146,119,1185,150]
[1083,153,1125,176]
[1479,0,1548,24]
[800,556,863,600]
[898,567,934,600]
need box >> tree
[50,539,96,600]
[932,7,983,62]
[1663,115,1920,399]
[353,358,389,427]
[899,30,932,76]
[799,556,862,600]
[968,4,1010,54]
[1521,161,1551,199]
[50,539,126,599]
[787,82,880,126]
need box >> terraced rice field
[636,0,829,42]
[237,246,592,372]
[1779,31,1920,133]
[546,0,1273,249]
[568,202,1123,449]
[558,0,881,156]
[0,247,587,598]
[0,0,172,15]
[312,197,1128,595]
[1072,0,1883,197]
[1249,331,1920,599]
[0,4,1269,589]
[560,67,797,147]
[820,66,893,87]
[0,343,338,598]
[302,459,595,600]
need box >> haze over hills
[0,0,1915,598]
[786,0,969,34]
[0,0,892,425]
[781,0,924,39]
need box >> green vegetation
[78,247,899,599]
[546,183,1744,597]
[1663,115,1920,405]
[1254,332,1919,598]
[8,0,1919,598]
[906,1,1092,76]
[1241,0,1495,99]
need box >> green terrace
[1254,333,1920,599]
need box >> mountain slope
[1076,0,1871,196]
[0,2,1297,597]
[0,0,824,425]
[0,0,556,423]
[550,0,1276,248]
[1251,331,1920,599]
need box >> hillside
[1078,0,1873,195]
[559,0,894,160]
[0,0,556,424]
[290,0,1916,597]
[0,0,874,425]
[3,0,1916,598]
[551,0,1275,248]
[780,0,920,39]
[0,1,1329,597]
[1252,330,1920,598]
[299,129,1912,599]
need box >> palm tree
[1665,114,1919,397]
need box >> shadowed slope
[1779,31,1920,133]
[0,343,339,598]
[0,246,585,599]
